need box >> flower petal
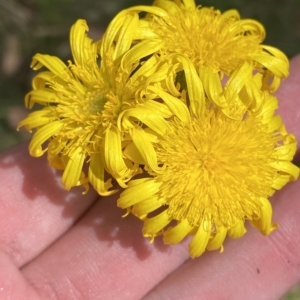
[25,89,58,109]
[273,143,297,161]
[129,54,161,84]
[29,121,63,157]
[127,5,168,17]
[235,19,266,41]
[122,39,165,70]
[70,19,96,67]
[198,64,227,107]
[262,45,289,64]
[133,19,159,40]
[31,71,63,90]
[31,54,67,75]
[47,139,65,170]
[267,115,282,132]
[189,219,212,258]
[240,73,264,113]
[268,161,300,181]
[132,196,163,219]
[182,0,196,9]
[257,94,278,124]
[118,178,162,208]
[227,219,246,239]
[146,86,191,124]
[130,126,160,172]
[224,61,252,102]
[104,126,131,186]
[17,108,54,131]
[143,210,171,238]
[164,219,193,244]
[250,198,278,235]
[253,52,289,78]
[272,174,292,190]
[89,151,116,196]
[114,13,139,60]
[206,226,227,251]
[62,146,86,191]
[121,106,171,136]
[174,55,205,116]
[123,141,146,165]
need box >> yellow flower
[18,18,174,195]
[125,0,289,106]
[117,76,299,258]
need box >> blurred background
[0,0,299,298]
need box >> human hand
[0,55,300,300]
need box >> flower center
[50,63,125,130]
[46,63,125,157]
[155,108,278,229]
[151,6,261,74]
[86,90,107,114]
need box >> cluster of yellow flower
[18,0,299,257]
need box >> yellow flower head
[118,83,299,258]
[18,18,174,195]
[127,0,289,94]
[17,1,299,258]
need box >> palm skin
[0,55,300,300]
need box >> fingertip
[276,53,300,147]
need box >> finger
[142,180,300,300]
[21,194,189,300]
[142,55,300,300]
[276,54,300,144]
[0,250,44,300]
[20,55,300,299]
[0,142,98,267]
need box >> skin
[1,55,300,300]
